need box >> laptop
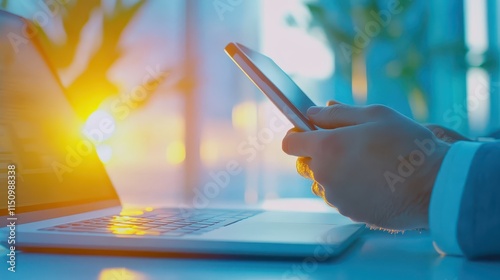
[0,11,364,258]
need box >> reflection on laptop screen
[0,12,118,216]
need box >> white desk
[1,229,499,280]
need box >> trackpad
[247,211,354,225]
[202,220,362,244]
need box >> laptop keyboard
[40,209,260,237]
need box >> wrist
[413,140,451,229]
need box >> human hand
[282,103,450,230]
[425,124,471,143]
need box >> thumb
[307,104,382,129]
[326,100,341,106]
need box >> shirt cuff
[429,141,483,256]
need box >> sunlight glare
[261,0,334,79]
[83,109,116,143]
[96,144,113,163]
[467,68,490,135]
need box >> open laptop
[0,11,364,257]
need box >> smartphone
[224,42,317,131]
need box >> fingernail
[282,138,289,153]
[307,106,321,116]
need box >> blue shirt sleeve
[430,141,500,259]
[457,142,500,259]
[429,141,483,256]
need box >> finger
[282,130,330,157]
[296,157,313,180]
[326,100,342,106]
[286,127,302,135]
[307,104,389,129]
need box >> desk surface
[1,229,500,280]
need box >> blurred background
[1,0,498,208]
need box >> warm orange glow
[352,55,368,104]
[107,213,160,236]
[166,140,186,165]
[144,207,154,212]
[119,209,144,216]
[98,268,146,280]
[232,101,258,131]
[110,227,136,235]
[408,88,428,121]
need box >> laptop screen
[0,12,119,217]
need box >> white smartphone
[225,42,317,131]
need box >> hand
[282,103,450,230]
[424,124,471,143]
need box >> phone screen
[226,43,317,131]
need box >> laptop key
[162,232,185,237]
[39,210,259,236]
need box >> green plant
[305,1,428,117]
